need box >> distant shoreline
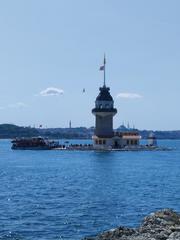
[0,124,180,140]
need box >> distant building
[92,56,141,150]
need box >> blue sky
[0,0,179,130]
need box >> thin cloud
[8,102,27,108]
[116,92,143,99]
[40,87,64,96]
[0,102,27,110]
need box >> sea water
[0,139,180,240]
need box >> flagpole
[104,54,106,87]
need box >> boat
[11,136,59,150]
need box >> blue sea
[0,139,180,240]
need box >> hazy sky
[0,0,180,130]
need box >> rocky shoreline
[83,209,180,240]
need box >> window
[95,140,98,145]
[99,140,102,145]
[114,141,118,148]
[127,140,129,145]
[103,140,106,144]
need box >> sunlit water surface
[0,139,180,240]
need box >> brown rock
[83,209,180,240]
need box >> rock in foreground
[83,209,180,240]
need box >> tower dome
[93,85,116,110]
[96,86,113,101]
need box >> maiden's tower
[92,56,141,150]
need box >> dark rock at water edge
[83,209,180,240]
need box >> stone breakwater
[83,209,180,240]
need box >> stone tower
[92,56,117,149]
[92,86,117,138]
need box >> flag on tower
[99,54,106,71]
[99,65,105,71]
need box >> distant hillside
[0,124,180,139]
[0,124,94,139]
[0,124,39,138]
[37,127,94,139]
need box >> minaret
[92,56,117,149]
[69,120,72,129]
